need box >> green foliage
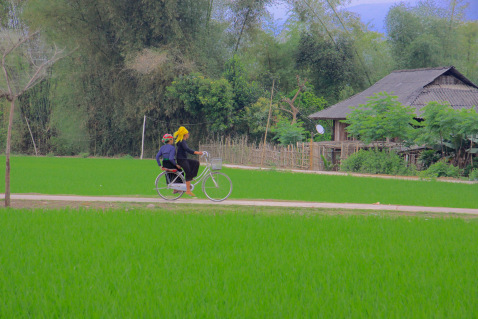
[416,102,478,167]
[9,0,476,158]
[340,149,416,176]
[222,55,264,133]
[469,168,478,181]
[225,0,275,53]
[271,119,307,146]
[223,55,262,113]
[167,73,234,133]
[418,150,441,170]
[296,33,367,104]
[320,154,333,171]
[419,160,462,179]
[344,92,418,145]
[384,1,478,84]
[464,161,478,177]
[415,101,454,148]
[243,97,279,141]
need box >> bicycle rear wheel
[155,171,185,200]
[202,172,232,202]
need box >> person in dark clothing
[156,133,183,184]
[174,126,203,197]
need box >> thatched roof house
[309,66,478,141]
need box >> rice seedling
[1,208,477,318]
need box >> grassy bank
[0,155,477,208]
[1,208,477,318]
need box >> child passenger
[156,133,181,171]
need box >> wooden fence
[199,137,417,171]
[199,137,379,171]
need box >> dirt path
[2,194,478,215]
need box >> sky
[268,0,419,20]
[349,0,415,4]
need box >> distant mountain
[347,1,478,35]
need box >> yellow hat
[174,126,189,143]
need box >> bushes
[418,150,441,169]
[469,169,478,181]
[340,149,473,180]
[419,160,462,179]
[340,149,416,176]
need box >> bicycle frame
[167,153,215,192]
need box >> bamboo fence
[199,137,379,171]
[199,137,417,171]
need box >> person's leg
[162,160,175,185]
[188,159,200,180]
[178,159,195,196]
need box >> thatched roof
[309,66,478,120]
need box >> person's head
[162,133,174,144]
[173,126,189,143]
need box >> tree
[385,1,470,70]
[416,102,478,167]
[414,101,453,154]
[344,92,418,146]
[271,119,307,145]
[296,33,367,104]
[25,0,228,156]
[166,73,234,133]
[0,29,64,207]
[279,75,307,124]
[224,0,276,53]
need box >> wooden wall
[333,120,354,142]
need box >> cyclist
[174,126,203,197]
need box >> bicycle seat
[161,167,177,173]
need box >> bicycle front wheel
[202,172,233,202]
[155,171,185,200]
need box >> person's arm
[183,141,203,156]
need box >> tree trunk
[234,6,251,53]
[5,98,16,207]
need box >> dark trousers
[177,158,200,181]
[162,160,184,184]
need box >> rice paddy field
[1,207,477,318]
[1,155,478,208]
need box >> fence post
[309,139,314,170]
[140,115,146,159]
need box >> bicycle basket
[211,158,222,170]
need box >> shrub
[469,169,478,181]
[272,120,306,146]
[419,160,462,179]
[340,149,416,176]
[418,150,441,169]
[463,161,478,177]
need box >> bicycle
[155,152,233,202]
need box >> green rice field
[1,155,477,208]
[1,208,477,318]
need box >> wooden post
[140,115,146,159]
[24,116,38,156]
[309,138,314,170]
[261,79,275,167]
